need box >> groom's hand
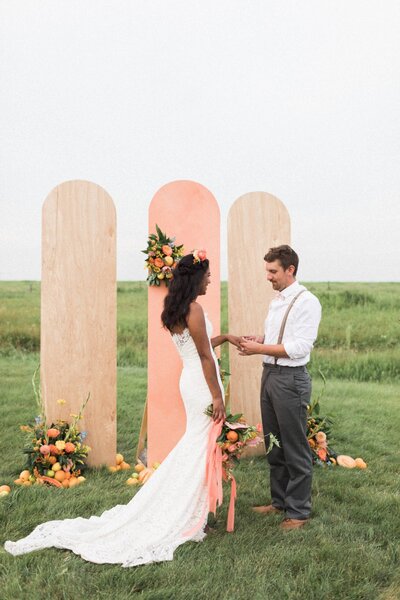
[243,335,264,344]
[238,338,263,356]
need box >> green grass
[0,281,399,599]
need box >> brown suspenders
[274,289,307,365]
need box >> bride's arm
[187,302,226,424]
[211,334,242,349]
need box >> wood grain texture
[147,180,220,465]
[41,180,116,466]
[227,192,290,455]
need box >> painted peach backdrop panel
[41,180,117,467]
[147,180,220,465]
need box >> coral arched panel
[147,180,220,465]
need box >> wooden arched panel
[228,192,290,455]
[147,180,220,465]
[41,180,116,466]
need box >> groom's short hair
[264,245,299,276]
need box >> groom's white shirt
[263,280,322,367]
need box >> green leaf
[155,224,165,240]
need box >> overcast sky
[1,1,399,282]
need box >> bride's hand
[212,398,226,424]
[227,334,242,349]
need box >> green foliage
[1,281,399,383]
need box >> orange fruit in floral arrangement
[19,470,31,481]
[162,245,173,256]
[308,438,316,448]
[64,442,75,453]
[164,256,174,266]
[48,456,57,465]
[0,485,11,493]
[120,461,130,470]
[54,470,66,482]
[68,477,79,488]
[49,444,60,455]
[23,480,32,486]
[62,479,70,488]
[63,470,71,480]
[134,463,145,473]
[47,428,60,438]
[226,431,239,442]
[355,458,367,469]
[108,466,118,473]
[14,478,23,485]
[126,478,139,486]
[116,453,124,465]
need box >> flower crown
[192,249,207,264]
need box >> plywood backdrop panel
[41,180,116,466]
[227,192,290,455]
[147,180,220,465]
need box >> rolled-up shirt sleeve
[283,296,322,360]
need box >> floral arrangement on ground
[15,369,91,489]
[307,371,367,469]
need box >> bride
[5,251,240,567]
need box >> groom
[239,245,321,530]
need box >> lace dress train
[5,316,222,567]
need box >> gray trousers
[260,363,313,520]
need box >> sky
[1,1,399,282]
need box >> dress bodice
[171,314,213,364]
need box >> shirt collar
[277,280,303,300]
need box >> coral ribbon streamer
[206,421,224,516]
[225,474,236,533]
[207,421,237,532]
[184,420,237,537]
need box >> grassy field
[0,281,399,600]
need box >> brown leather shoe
[280,518,309,530]
[252,504,283,514]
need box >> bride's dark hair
[161,253,210,332]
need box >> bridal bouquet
[142,224,184,287]
[204,405,279,479]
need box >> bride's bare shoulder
[187,302,206,329]
[188,301,204,317]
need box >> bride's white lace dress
[5,315,222,567]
